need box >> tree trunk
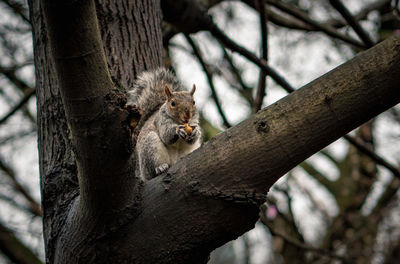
[29,0,400,263]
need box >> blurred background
[0,0,399,263]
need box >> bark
[29,0,400,263]
[29,0,160,262]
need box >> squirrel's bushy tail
[127,68,184,124]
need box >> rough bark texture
[95,0,163,88]
[29,0,162,263]
[29,0,400,263]
[28,1,78,262]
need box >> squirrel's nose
[182,114,191,123]
[184,109,191,119]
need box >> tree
[13,0,400,263]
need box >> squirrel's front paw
[177,125,188,139]
[186,126,199,143]
[155,163,169,175]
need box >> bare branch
[299,161,336,194]
[343,134,400,179]
[1,0,30,24]
[0,64,31,93]
[185,35,231,128]
[0,88,35,125]
[219,45,254,105]
[0,156,42,217]
[253,0,269,113]
[0,221,43,264]
[0,65,36,124]
[260,205,348,262]
[0,129,35,146]
[326,0,391,28]
[329,0,375,48]
[207,23,295,93]
[290,176,331,221]
[162,0,295,93]
[262,0,366,49]
[273,182,305,242]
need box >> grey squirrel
[127,68,202,180]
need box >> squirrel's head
[165,84,196,124]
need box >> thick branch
[80,35,400,264]
[42,0,136,214]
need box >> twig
[207,22,295,93]
[0,221,44,264]
[219,45,254,105]
[0,88,36,125]
[273,182,305,242]
[0,64,36,123]
[185,35,231,128]
[264,0,366,49]
[329,0,375,48]
[2,0,30,24]
[0,157,42,217]
[0,64,33,93]
[242,0,390,33]
[343,134,400,179]
[325,0,391,28]
[0,129,36,145]
[260,204,348,262]
[253,0,269,113]
[290,176,331,222]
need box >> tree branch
[329,0,375,48]
[162,0,295,93]
[253,0,269,112]
[185,35,231,128]
[343,134,400,179]
[219,45,254,105]
[208,23,295,93]
[260,205,347,262]
[41,0,137,214]
[0,88,35,125]
[0,156,42,217]
[1,0,30,24]
[263,0,366,49]
[0,221,43,264]
[95,35,400,263]
[0,64,37,123]
[326,0,391,28]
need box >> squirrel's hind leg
[139,131,170,180]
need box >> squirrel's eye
[193,100,195,105]
[171,101,175,107]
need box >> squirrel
[127,68,202,180]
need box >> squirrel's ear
[190,84,196,96]
[165,85,172,99]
